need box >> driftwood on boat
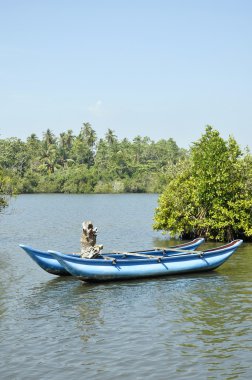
[80,221,103,259]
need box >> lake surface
[0,194,252,379]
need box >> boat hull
[19,245,72,276]
[49,240,243,282]
[19,238,204,276]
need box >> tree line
[1,124,252,241]
[0,123,186,197]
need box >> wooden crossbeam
[110,249,204,259]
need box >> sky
[1,0,252,150]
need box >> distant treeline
[0,123,187,196]
[1,124,252,241]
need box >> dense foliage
[154,126,252,241]
[0,123,186,196]
[2,124,252,240]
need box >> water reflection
[76,291,104,343]
[154,272,252,379]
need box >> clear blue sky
[1,0,252,149]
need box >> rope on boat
[103,256,117,264]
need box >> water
[0,194,251,379]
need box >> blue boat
[49,240,243,282]
[19,238,204,276]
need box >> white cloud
[88,100,103,116]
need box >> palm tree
[79,123,96,148]
[65,129,74,150]
[58,132,75,168]
[42,129,56,149]
[39,144,58,173]
[105,128,117,146]
[26,133,39,145]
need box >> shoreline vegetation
[1,124,252,241]
[0,123,186,195]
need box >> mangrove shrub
[154,126,252,241]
